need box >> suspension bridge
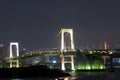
[5,28,76,70]
[3,28,120,70]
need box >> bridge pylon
[9,42,19,58]
[61,54,75,70]
[60,28,75,70]
[61,28,75,52]
[9,60,19,68]
[9,42,20,68]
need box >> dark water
[69,71,120,80]
[1,71,120,80]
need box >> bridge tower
[60,28,75,70]
[61,28,75,52]
[10,42,19,58]
[9,42,19,68]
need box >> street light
[53,60,56,69]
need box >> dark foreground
[0,66,120,80]
[2,71,120,80]
[0,65,70,79]
[0,70,120,80]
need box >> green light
[86,65,91,70]
[76,58,104,70]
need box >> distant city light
[23,49,26,51]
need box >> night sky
[0,0,120,50]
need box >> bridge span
[2,28,120,70]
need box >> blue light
[53,60,56,63]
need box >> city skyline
[0,0,120,50]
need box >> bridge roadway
[7,49,120,60]
[4,49,120,69]
[5,50,77,69]
[7,50,76,60]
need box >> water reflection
[55,77,69,80]
[11,78,55,80]
[11,79,22,80]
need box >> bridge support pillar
[61,54,75,70]
[61,54,65,70]
[71,55,75,70]
[9,60,19,68]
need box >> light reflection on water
[11,78,55,80]
[10,77,69,80]
[11,79,22,80]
